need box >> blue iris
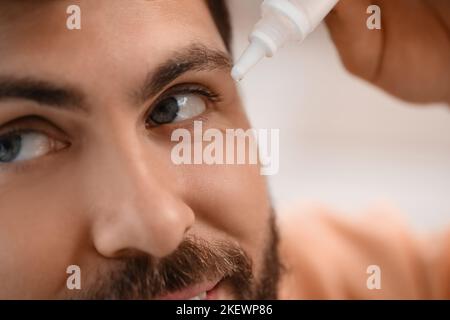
[0,134,22,163]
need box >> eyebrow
[0,44,232,112]
[0,77,86,112]
[136,43,232,103]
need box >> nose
[86,135,195,259]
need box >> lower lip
[157,279,222,300]
[205,281,220,300]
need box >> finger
[325,0,383,81]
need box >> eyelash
[170,84,221,101]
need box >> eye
[148,93,207,125]
[0,131,67,164]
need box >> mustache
[80,236,254,299]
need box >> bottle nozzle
[231,0,339,82]
[231,40,266,81]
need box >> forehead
[0,0,225,83]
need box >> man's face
[0,0,279,299]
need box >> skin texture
[1,0,449,299]
[326,0,450,104]
[0,0,274,298]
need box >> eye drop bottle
[231,0,340,81]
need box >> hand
[325,0,450,104]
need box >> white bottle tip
[231,65,245,82]
[231,40,266,81]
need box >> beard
[74,212,281,300]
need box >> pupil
[150,97,180,125]
[0,134,22,163]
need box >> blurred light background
[229,0,450,231]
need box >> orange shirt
[278,203,450,299]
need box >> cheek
[0,172,88,298]
[179,161,272,272]
[169,99,271,272]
